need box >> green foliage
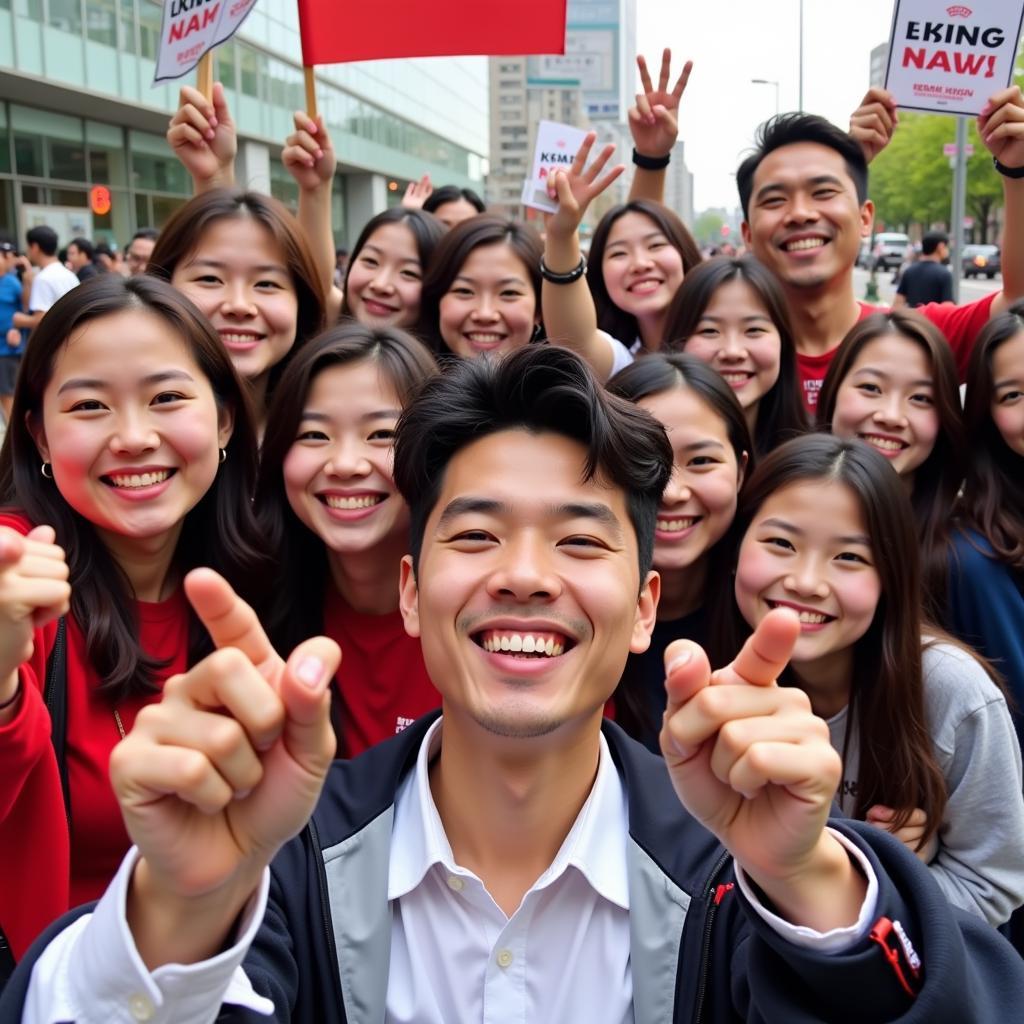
[692,209,725,245]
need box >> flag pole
[197,52,213,101]
[304,65,318,120]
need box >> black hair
[423,185,486,216]
[69,237,95,260]
[26,225,58,256]
[921,231,948,256]
[736,113,869,220]
[393,346,673,578]
[131,227,159,243]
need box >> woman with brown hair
[255,322,440,756]
[725,433,1024,926]
[146,188,326,431]
[0,274,267,964]
[816,310,965,619]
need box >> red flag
[297,0,567,65]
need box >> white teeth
[109,470,171,488]
[658,516,699,533]
[863,435,904,452]
[467,333,504,342]
[481,632,566,657]
[221,333,261,344]
[721,372,751,383]
[325,494,384,510]
[784,237,826,252]
[798,611,828,624]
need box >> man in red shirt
[737,86,1024,411]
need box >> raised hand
[282,111,337,193]
[660,609,861,929]
[867,805,938,864]
[629,49,692,159]
[0,525,70,707]
[545,132,624,239]
[979,85,1024,169]
[110,569,340,964]
[401,174,433,210]
[849,87,899,163]
[167,82,237,190]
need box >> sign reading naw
[521,120,589,214]
[884,0,1024,115]
[154,0,258,83]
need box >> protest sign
[884,0,1024,115]
[296,0,566,65]
[520,120,589,214]
[154,0,258,84]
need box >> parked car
[871,232,912,271]
[857,239,873,268]
[962,244,1000,279]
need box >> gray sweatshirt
[827,640,1024,926]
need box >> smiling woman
[0,274,269,963]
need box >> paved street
[851,267,1002,307]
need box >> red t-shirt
[323,586,440,758]
[796,292,997,413]
[0,513,187,957]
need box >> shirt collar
[388,718,629,910]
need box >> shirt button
[496,948,514,969]
[128,994,154,1021]
[447,875,465,892]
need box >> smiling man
[5,347,1022,1022]
[738,86,1024,412]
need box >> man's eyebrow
[754,173,845,201]
[436,497,510,530]
[57,369,195,395]
[549,502,624,542]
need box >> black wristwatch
[993,157,1024,179]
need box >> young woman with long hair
[255,322,440,756]
[0,275,267,962]
[816,311,965,620]
[146,188,326,431]
[949,304,1024,749]
[724,433,1024,926]
[662,256,807,455]
[605,354,752,749]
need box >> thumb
[0,527,26,568]
[663,639,711,715]
[277,636,341,775]
[26,524,56,545]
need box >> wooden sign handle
[197,52,213,101]
[304,66,318,120]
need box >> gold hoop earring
[40,462,53,479]
[218,448,227,464]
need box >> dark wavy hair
[393,345,673,579]
[340,207,445,326]
[0,275,269,702]
[662,256,807,455]
[816,311,965,620]
[146,188,326,399]
[606,353,754,741]
[957,303,1024,569]
[255,323,438,656]
[416,214,543,358]
[719,434,948,848]
[586,200,702,347]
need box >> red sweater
[323,586,439,758]
[797,292,997,412]
[0,513,188,958]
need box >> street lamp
[751,78,780,116]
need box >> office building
[0,0,488,248]
[870,42,888,89]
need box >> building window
[130,129,190,194]
[86,0,119,47]
[47,0,81,34]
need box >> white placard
[154,0,258,84]
[520,120,589,214]
[884,0,1024,115]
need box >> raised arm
[283,112,343,320]
[979,86,1024,315]
[848,87,899,164]
[542,132,624,381]
[627,49,692,205]
[166,83,237,193]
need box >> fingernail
[205,130,215,140]
[308,120,318,132]
[315,148,323,159]
[209,116,218,127]
[235,788,252,800]
[296,655,326,688]
[666,648,693,675]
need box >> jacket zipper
[307,817,346,1015]
[693,848,732,1024]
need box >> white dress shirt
[21,718,878,1024]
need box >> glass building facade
[0,0,488,248]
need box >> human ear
[398,554,421,638]
[629,570,661,654]
[860,199,875,238]
[737,450,749,490]
[741,221,752,246]
[217,402,235,449]
[27,412,50,464]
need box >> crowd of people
[2,48,1024,1021]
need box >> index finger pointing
[714,607,800,688]
[184,568,281,677]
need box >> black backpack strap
[42,616,70,830]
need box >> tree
[692,209,725,245]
